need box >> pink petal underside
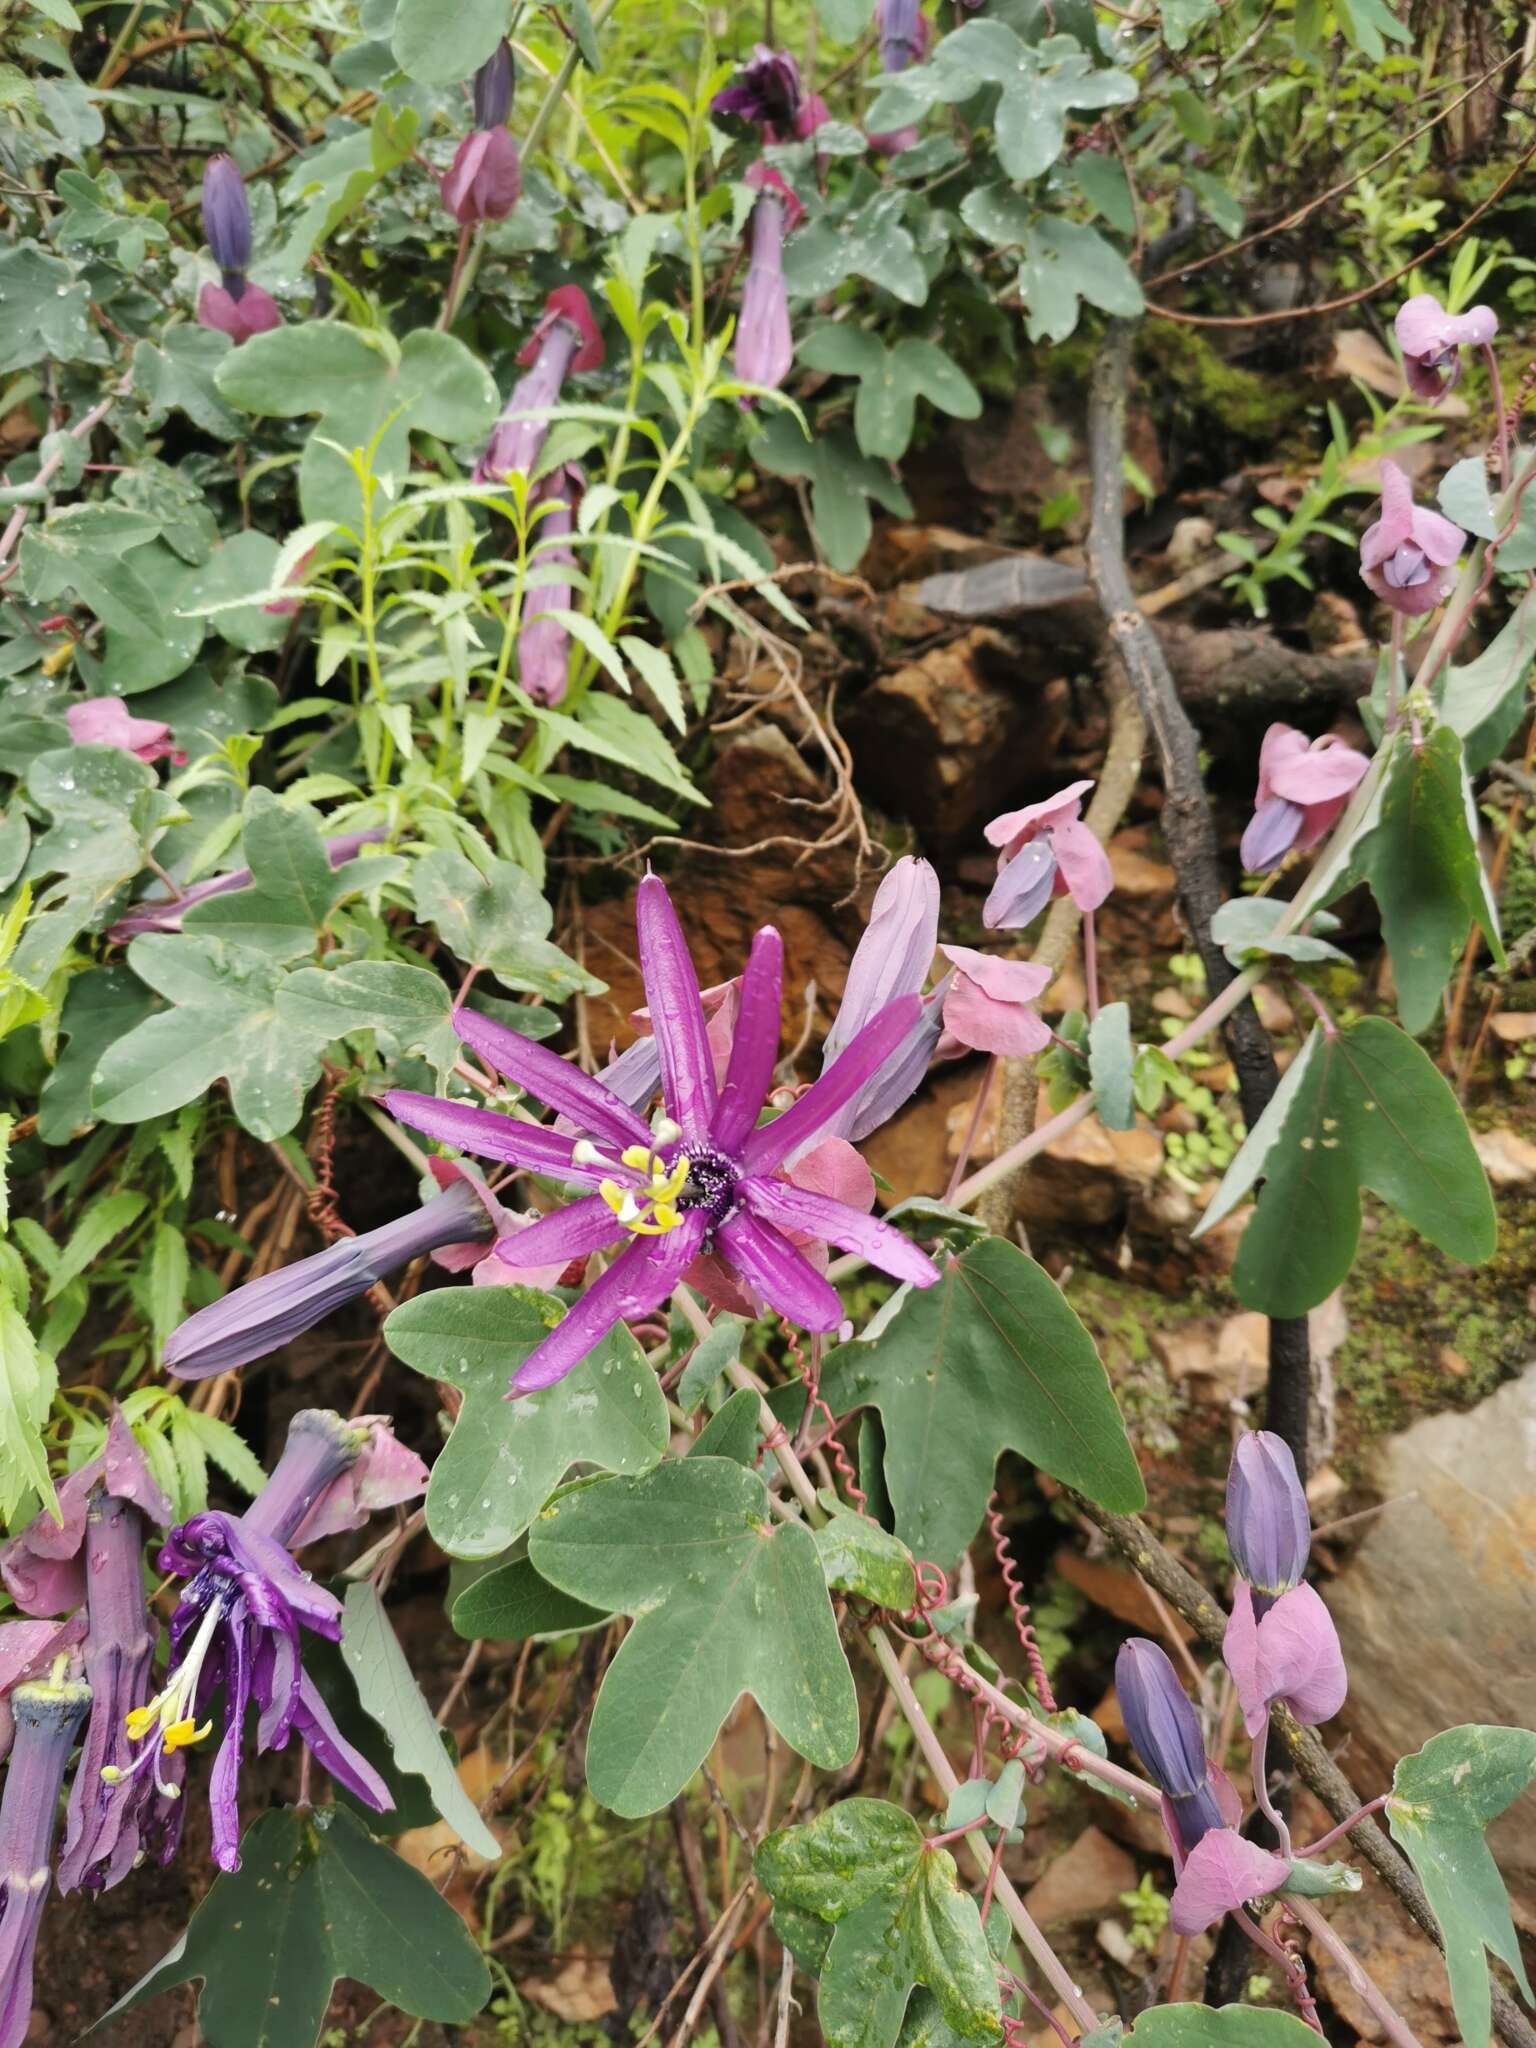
[1393,292,1450,359]
[788,1135,875,1214]
[1169,1828,1291,1936]
[1253,723,1311,806]
[1265,737,1370,808]
[1410,502,1468,567]
[1255,1582,1349,1729]
[941,970,1052,1059]
[984,779,1095,852]
[938,945,1053,1006]
[1048,816,1114,911]
[1222,1578,1267,1736]
[1360,460,1416,568]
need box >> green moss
[1133,323,1303,443]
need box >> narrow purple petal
[712,927,784,1155]
[382,1089,614,1181]
[740,1178,939,1290]
[509,1214,710,1395]
[493,1194,626,1267]
[742,996,920,1175]
[714,1211,844,1330]
[453,1006,653,1149]
[291,1670,393,1812]
[1239,795,1305,875]
[635,877,717,1142]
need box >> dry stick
[1085,320,1312,1478]
[1067,1492,1536,2048]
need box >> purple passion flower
[0,1673,92,2048]
[1225,1430,1311,1603]
[384,874,942,1396]
[711,45,805,135]
[1115,1638,1225,1856]
[475,285,605,484]
[517,464,582,705]
[735,165,804,396]
[104,1411,397,1872]
[107,826,385,943]
[1223,1580,1347,1740]
[984,780,1113,929]
[1359,459,1466,618]
[196,155,281,345]
[1394,293,1497,403]
[1240,724,1370,875]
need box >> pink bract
[197,280,282,345]
[939,945,1053,1057]
[1394,292,1497,402]
[1223,1579,1348,1739]
[1169,1827,1291,1936]
[66,697,185,766]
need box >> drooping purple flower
[163,1175,496,1380]
[1223,1580,1348,1740]
[1394,293,1498,404]
[1,1406,171,1620]
[106,827,386,943]
[441,44,520,225]
[105,1410,400,1872]
[984,780,1113,929]
[1239,724,1371,875]
[1226,1431,1311,1604]
[196,155,282,345]
[473,37,515,128]
[711,45,809,138]
[1115,1639,1226,1856]
[475,285,605,484]
[939,947,1053,1058]
[384,875,942,1396]
[735,165,803,397]
[1170,1827,1291,1937]
[878,0,931,72]
[0,1673,92,2048]
[66,697,185,766]
[517,464,582,705]
[817,856,944,1145]
[1359,460,1466,618]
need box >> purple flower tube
[475,285,605,484]
[516,464,582,705]
[107,827,385,943]
[1225,1430,1311,1605]
[735,165,804,397]
[0,1675,92,2048]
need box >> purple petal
[1239,795,1305,875]
[382,1092,623,1187]
[1226,1431,1311,1597]
[824,857,939,1065]
[493,1193,626,1267]
[1115,1639,1208,1800]
[102,1405,174,1527]
[1170,1828,1291,1936]
[983,841,1058,930]
[452,1006,653,1149]
[714,1211,844,1330]
[293,1669,394,1812]
[740,1177,939,1290]
[635,877,718,1142]
[509,1216,710,1394]
[742,996,920,1175]
[832,989,947,1147]
[713,927,784,1154]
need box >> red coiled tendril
[985,1491,1058,1713]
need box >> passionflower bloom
[939,947,1052,1057]
[984,780,1113,930]
[1239,723,1370,875]
[104,1410,407,1872]
[736,165,803,395]
[163,1173,497,1379]
[817,855,944,1143]
[0,1671,92,2048]
[474,285,605,484]
[65,697,185,766]
[384,875,941,1395]
[1226,1430,1310,1607]
[1359,459,1466,618]
[441,39,521,224]
[1394,293,1497,403]
[711,45,828,143]
[517,464,582,705]
[878,0,930,72]
[106,826,385,943]
[195,154,282,345]
[1224,1579,1347,1740]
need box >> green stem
[521,0,622,161]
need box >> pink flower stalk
[65,697,185,766]
[441,40,521,224]
[1239,724,1371,875]
[475,285,605,484]
[735,165,804,396]
[1394,293,1497,403]
[1223,1579,1348,1740]
[516,464,582,705]
[938,947,1052,1056]
[983,779,1113,929]
[195,154,281,345]
[384,875,941,1395]
[1359,459,1465,618]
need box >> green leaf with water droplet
[529,1457,858,1815]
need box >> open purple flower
[384,875,941,1395]
[106,827,384,943]
[1239,724,1370,875]
[984,780,1113,929]
[475,285,605,484]
[441,40,521,224]
[735,165,803,396]
[1226,1430,1311,1605]
[517,464,583,705]
[66,697,185,766]
[104,1410,402,1872]
[1223,1579,1347,1740]
[196,154,281,345]
[711,45,827,143]
[1394,293,1497,403]
[0,1672,92,2048]
[1359,460,1465,618]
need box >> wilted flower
[0,1618,85,1766]
[878,0,930,72]
[65,697,185,766]
[711,45,827,142]
[735,165,803,396]
[1223,1579,1347,1740]
[1239,724,1371,875]
[1226,1430,1311,1605]
[475,285,605,484]
[106,827,385,943]
[105,1410,405,1872]
[1359,459,1465,618]
[163,1174,497,1379]
[385,875,941,1394]
[441,40,521,224]
[1394,293,1497,403]
[196,155,281,345]
[516,464,582,705]
[984,780,1113,929]
[817,855,943,1143]
[938,947,1052,1057]
[0,1672,92,2048]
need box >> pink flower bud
[440,125,521,224]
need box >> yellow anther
[598,1151,690,1238]
[125,1705,157,1741]
[162,1716,213,1753]
[100,1766,124,1785]
[620,1144,653,1171]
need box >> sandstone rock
[864,1067,984,1210]
[1021,1824,1137,1926]
[1152,1310,1270,1402]
[1107,837,1177,899]
[1310,1888,1457,2044]
[1472,1126,1536,1188]
[1252,981,1296,1035]
[520,1952,618,2023]
[1054,1548,1194,1640]
[1324,1366,1536,1906]
[1490,1012,1536,1044]
[1015,1117,1164,1230]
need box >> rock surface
[1020,1824,1137,1927]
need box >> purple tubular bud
[242,1410,365,1548]
[474,321,582,483]
[735,193,793,393]
[516,468,579,704]
[825,857,939,1064]
[201,155,252,279]
[1239,794,1305,876]
[878,0,926,71]
[163,1179,492,1380]
[1166,1782,1226,1857]
[108,828,385,942]
[0,1677,92,2045]
[473,39,515,128]
[1115,1639,1208,1801]
[1226,1430,1311,1601]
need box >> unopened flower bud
[1226,1430,1311,1602]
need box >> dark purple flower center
[679,1148,741,1225]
